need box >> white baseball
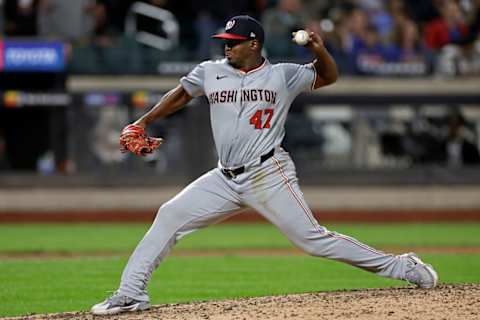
[294,30,310,46]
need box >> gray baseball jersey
[116,59,423,302]
[180,58,315,168]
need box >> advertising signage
[2,91,71,108]
[0,40,65,72]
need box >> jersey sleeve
[281,63,316,95]
[180,62,207,97]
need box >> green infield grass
[0,223,480,316]
[0,223,479,253]
[1,254,480,317]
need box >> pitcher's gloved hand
[119,124,163,156]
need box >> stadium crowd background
[3,0,480,76]
[0,0,480,183]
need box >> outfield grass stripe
[1,246,480,260]
[0,223,480,253]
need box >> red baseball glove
[119,124,163,156]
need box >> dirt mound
[6,284,480,320]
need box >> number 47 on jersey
[250,109,274,129]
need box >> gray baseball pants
[118,150,412,301]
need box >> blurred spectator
[322,2,429,75]
[37,0,97,41]
[436,41,480,76]
[341,6,380,73]
[321,3,357,73]
[345,7,370,53]
[400,109,446,165]
[435,1,480,76]
[384,0,423,62]
[394,107,480,166]
[424,0,468,50]
[4,0,39,36]
[352,25,385,62]
[443,110,480,167]
[94,0,109,37]
[302,0,335,20]
[355,0,393,38]
[262,0,309,58]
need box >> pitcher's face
[224,39,254,68]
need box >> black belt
[221,148,275,179]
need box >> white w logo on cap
[225,20,235,30]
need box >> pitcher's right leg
[92,169,242,315]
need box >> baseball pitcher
[92,15,438,315]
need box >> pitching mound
[7,284,480,320]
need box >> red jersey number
[250,109,274,129]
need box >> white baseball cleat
[91,291,151,315]
[403,253,438,289]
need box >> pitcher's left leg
[244,155,437,288]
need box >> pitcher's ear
[250,39,262,51]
